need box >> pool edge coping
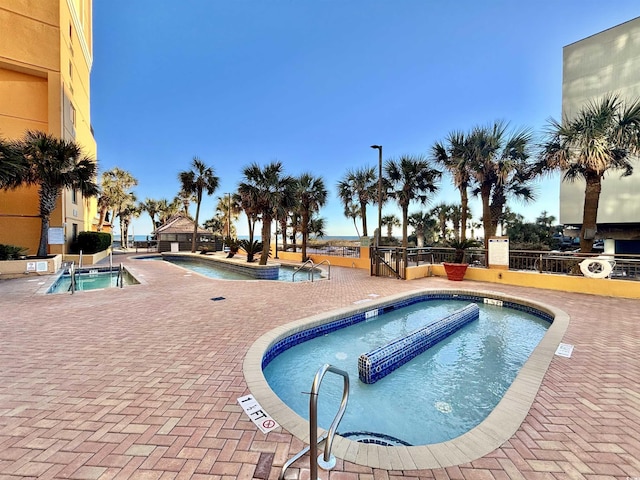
[243,287,570,470]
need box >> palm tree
[408,211,437,247]
[467,121,536,247]
[13,131,98,256]
[175,188,196,217]
[432,130,472,241]
[336,166,378,237]
[117,195,140,248]
[0,137,25,188]
[385,155,441,247]
[381,214,400,240]
[156,197,181,225]
[215,194,241,238]
[238,161,296,265]
[139,198,160,234]
[430,203,451,242]
[99,168,138,245]
[296,173,328,261]
[178,157,219,253]
[539,94,640,252]
[342,202,361,237]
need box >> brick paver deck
[1,253,638,479]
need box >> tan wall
[0,0,97,253]
[561,17,640,226]
[0,254,62,278]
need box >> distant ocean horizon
[113,234,361,243]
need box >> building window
[70,103,76,125]
[71,189,78,204]
[72,223,78,243]
[69,61,73,80]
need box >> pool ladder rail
[279,364,349,480]
[67,261,125,293]
[292,259,331,282]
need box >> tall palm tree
[117,194,140,248]
[99,168,138,244]
[215,194,241,238]
[385,155,441,247]
[178,157,219,253]
[467,121,536,247]
[336,166,378,237]
[342,202,362,237]
[381,214,400,240]
[296,173,328,261]
[238,161,296,265]
[432,130,472,241]
[539,94,640,252]
[14,131,98,256]
[139,198,160,234]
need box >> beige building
[0,0,97,256]
[561,16,640,246]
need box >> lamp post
[370,145,383,247]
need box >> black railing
[304,245,361,258]
[368,246,640,281]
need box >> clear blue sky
[91,1,640,237]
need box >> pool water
[47,269,138,293]
[157,256,323,282]
[263,299,549,446]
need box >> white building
[561,16,640,251]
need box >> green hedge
[74,232,112,254]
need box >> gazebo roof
[154,215,211,235]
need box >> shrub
[239,239,263,263]
[74,232,112,254]
[0,244,28,260]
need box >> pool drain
[340,431,412,446]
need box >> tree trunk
[37,184,58,257]
[417,232,425,247]
[280,217,288,252]
[301,212,309,262]
[480,182,492,248]
[120,216,126,248]
[260,215,271,265]
[360,200,368,237]
[580,172,602,252]
[460,188,468,242]
[192,196,201,253]
[402,204,409,248]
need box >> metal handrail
[279,364,349,480]
[316,259,331,280]
[309,364,349,479]
[293,259,315,282]
[117,263,124,288]
[69,262,76,294]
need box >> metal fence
[303,245,361,258]
[367,246,640,281]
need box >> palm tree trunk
[37,185,58,257]
[260,215,271,265]
[480,183,492,248]
[402,205,409,248]
[460,188,468,242]
[280,217,288,252]
[360,200,368,237]
[580,172,601,252]
[301,213,309,262]
[192,196,201,253]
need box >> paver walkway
[0,254,639,479]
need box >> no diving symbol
[262,419,276,429]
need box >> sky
[91,1,640,238]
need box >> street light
[370,145,383,247]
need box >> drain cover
[211,296,226,301]
[341,431,412,446]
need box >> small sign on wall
[488,237,509,269]
[48,227,65,245]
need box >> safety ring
[579,259,612,278]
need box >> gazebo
[153,215,221,252]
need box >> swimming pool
[47,267,139,293]
[147,254,325,282]
[244,289,569,469]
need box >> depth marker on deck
[555,343,574,358]
[238,394,279,433]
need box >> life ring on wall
[579,259,613,278]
